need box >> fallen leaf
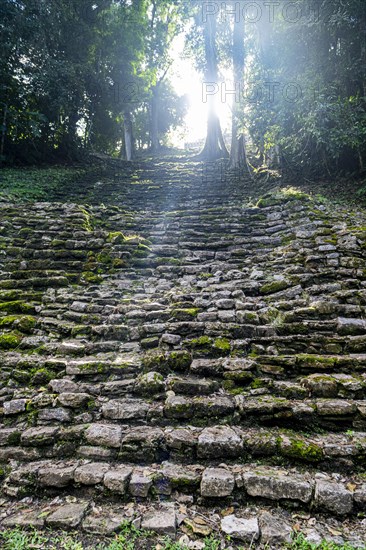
[37,511,50,518]
[184,518,212,536]
[221,507,234,517]
[293,513,310,520]
[293,523,301,532]
[327,527,342,536]
[194,516,208,525]
[346,483,356,492]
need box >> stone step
[1,496,365,546]
[2,384,366,431]
[1,459,365,518]
[1,424,364,470]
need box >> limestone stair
[0,159,366,544]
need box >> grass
[0,166,87,201]
[0,527,365,550]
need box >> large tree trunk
[229,3,247,169]
[0,104,7,162]
[198,9,228,160]
[150,85,160,153]
[123,109,134,161]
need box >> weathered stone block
[46,502,89,528]
[74,462,110,485]
[129,472,153,497]
[85,424,122,448]
[221,515,259,542]
[102,399,149,420]
[21,427,59,447]
[201,468,235,497]
[141,504,176,535]
[314,480,353,515]
[259,512,292,544]
[242,469,313,503]
[197,426,242,459]
[104,466,132,494]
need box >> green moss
[199,272,213,279]
[81,271,102,284]
[167,350,192,370]
[87,399,96,410]
[250,378,267,389]
[51,239,65,247]
[222,380,236,391]
[17,315,36,333]
[296,354,336,368]
[279,437,324,463]
[0,332,22,349]
[107,231,126,244]
[256,189,310,209]
[223,370,253,383]
[187,336,212,349]
[96,252,113,265]
[171,308,199,319]
[76,362,107,374]
[133,248,151,258]
[142,350,167,371]
[79,206,93,232]
[13,369,31,383]
[260,280,289,294]
[213,338,231,353]
[0,301,35,314]
[30,367,56,385]
[7,431,21,445]
[112,258,127,268]
[281,234,295,246]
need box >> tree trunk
[150,85,160,153]
[229,3,247,170]
[123,109,134,161]
[0,104,7,162]
[198,9,228,160]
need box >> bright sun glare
[169,35,232,148]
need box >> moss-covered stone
[213,337,231,354]
[112,258,127,269]
[81,271,103,284]
[250,378,267,389]
[296,354,337,370]
[0,301,35,314]
[7,431,21,445]
[279,437,324,463]
[142,350,167,372]
[0,315,36,333]
[30,367,56,385]
[96,252,113,265]
[171,308,200,320]
[0,332,22,349]
[260,280,290,295]
[187,336,212,349]
[107,231,126,244]
[167,350,192,371]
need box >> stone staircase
[0,158,366,546]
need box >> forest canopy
[0,0,365,179]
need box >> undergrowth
[0,526,364,550]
